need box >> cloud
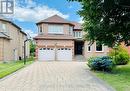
[79,17,84,23]
[4,0,69,22]
[24,29,37,38]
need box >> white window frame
[74,31,82,38]
[38,25,43,34]
[48,24,63,34]
[69,26,73,35]
[1,23,7,33]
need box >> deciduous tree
[69,0,130,47]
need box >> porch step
[74,55,86,62]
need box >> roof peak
[36,15,82,29]
[37,14,73,25]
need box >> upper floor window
[48,24,63,34]
[2,23,6,30]
[69,26,73,35]
[96,43,103,52]
[38,25,42,34]
[0,23,7,32]
[74,31,82,38]
[39,26,42,33]
[0,23,9,35]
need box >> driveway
[0,62,115,91]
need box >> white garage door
[57,48,72,61]
[38,48,55,61]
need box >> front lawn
[0,57,34,79]
[94,63,130,91]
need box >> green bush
[109,46,130,65]
[88,56,115,72]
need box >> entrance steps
[74,55,86,62]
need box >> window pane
[76,32,78,37]
[40,26,42,33]
[2,24,6,30]
[96,43,102,51]
[74,31,82,38]
[2,23,7,33]
[69,26,73,35]
[79,32,81,37]
[48,25,63,34]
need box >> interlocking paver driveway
[0,62,115,91]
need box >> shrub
[88,56,115,72]
[109,46,130,65]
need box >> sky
[2,0,82,37]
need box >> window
[0,23,7,32]
[43,48,46,50]
[69,26,73,35]
[39,48,42,50]
[47,48,50,50]
[61,48,64,50]
[39,26,42,33]
[96,43,103,52]
[68,48,71,50]
[65,48,67,50]
[88,45,91,52]
[2,23,6,30]
[74,31,82,38]
[48,25,63,34]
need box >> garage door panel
[38,48,55,61]
[57,48,72,61]
[38,47,73,61]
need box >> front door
[75,41,84,55]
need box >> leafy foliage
[69,0,130,47]
[109,46,130,65]
[30,41,36,56]
[88,56,115,72]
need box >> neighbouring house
[34,15,109,61]
[0,17,30,62]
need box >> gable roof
[0,17,21,29]
[0,17,27,36]
[71,22,82,30]
[36,15,74,26]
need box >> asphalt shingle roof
[0,16,27,36]
[37,15,74,26]
[37,15,82,30]
[71,22,82,30]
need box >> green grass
[0,57,34,79]
[94,63,130,91]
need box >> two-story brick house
[0,17,30,62]
[34,15,109,61]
